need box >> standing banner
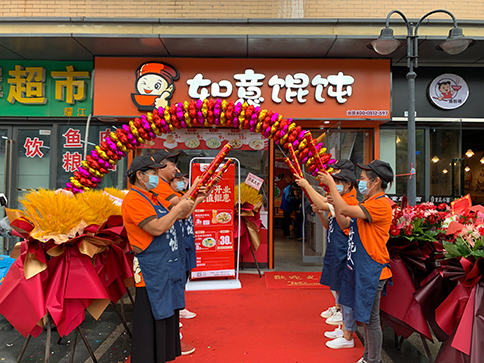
[191,162,236,279]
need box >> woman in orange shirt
[319,160,394,363]
[122,155,194,363]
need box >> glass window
[380,129,425,198]
[17,129,51,201]
[56,124,127,190]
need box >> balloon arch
[66,99,335,193]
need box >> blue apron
[320,214,349,292]
[183,215,197,271]
[132,189,185,320]
[338,197,390,324]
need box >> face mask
[175,181,185,191]
[358,180,374,196]
[336,184,344,194]
[143,174,159,191]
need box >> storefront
[0,60,126,254]
[384,66,484,205]
[92,57,391,268]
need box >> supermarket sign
[0,60,92,117]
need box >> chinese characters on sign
[244,172,264,191]
[61,128,83,172]
[24,137,44,158]
[187,69,355,106]
[0,61,92,117]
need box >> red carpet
[177,273,363,363]
[264,271,329,289]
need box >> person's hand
[192,176,201,187]
[326,195,334,205]
[294,174,310,190]
[177,199,194,215]
[317,171,335,188]
[311,204,324,214]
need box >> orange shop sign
[93,58,391,119]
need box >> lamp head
[439,27,474,55]
[369,27,404,55]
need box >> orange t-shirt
[121,185,161,287]
[357,191,392,280]
[152,177,178,210]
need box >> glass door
[302,124,372,263]
[0,127,12,254]
[0,127,53,254]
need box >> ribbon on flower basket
[0,189,133,338]
[234,201,263,256]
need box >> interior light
[466,149,474,158]
[432,156,439,163]
[443,169,448,174]
[465,166,471,172]
[396,136,401,144]
[480,157,484,164]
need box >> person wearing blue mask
[318,160,394,363]
[122,155,195,363]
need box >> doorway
[0,126,53,254]
[273,127,374,269]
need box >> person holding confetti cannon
[294,161,359,349]
[318,160,394,363]
[121,155,195,363]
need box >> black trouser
[283,211,292,236]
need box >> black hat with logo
[358,160,394,183]
[333,159,355,172]
[153,149,180,164]
[332,168,357,187]
[127,155,165,178]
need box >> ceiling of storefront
[1,19,484,65]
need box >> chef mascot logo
[131,62,180,111]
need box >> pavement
[0,279,441,363]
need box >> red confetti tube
[189,143,233,199]
[205,158,233,190]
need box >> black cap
[127,155,165,177]
[174,170,188,178]
[358,160,394,183]
[153,149,180,164]
[332,168,357,187]
[333,159,354,172]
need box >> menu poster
[191,162,236,279]
[138,128,267,151]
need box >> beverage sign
[191,163,236,279]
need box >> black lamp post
[369,9,473,206]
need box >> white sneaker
[326,311,343,325]
[325,336,354,349]
[324,327,344,339]
[320,306,338,319]
[356,357,367,363]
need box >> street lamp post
[369,9,473,206]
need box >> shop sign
[245,172,264,191]
[0,61,92,117]
[139,127,266,151]
[94,58,391,119]
[428,73,469,110]
[387,195,423,204]
[191,163,236,279]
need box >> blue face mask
[336,184,344,194]
[358,180,370,196]
[175,181,185,191]
[143,174,159,191]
